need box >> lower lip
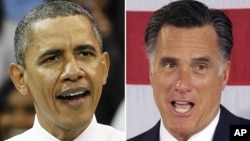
[58,96,89,108]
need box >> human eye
[194,64,208,74]
[79,51,95,57]
[159,57,177,72]
[166,62,176,69]
[78,50,96,59]
[38,49,63,66]
[197,64,206,70]
[39,55,61,65]
[162,61,177,73]
[45,55,60,62]
[75,45,97,59]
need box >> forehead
[28,15,100,50]
[31,15,93,36]
[155,25,219,57]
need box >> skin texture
[9,15,109,141]
[0,89,34,140]
[149,25,230,141]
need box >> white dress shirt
[6,115,125,141]
[160,109,220,141]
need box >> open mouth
[57,90,90,100]
[171,100,194,114]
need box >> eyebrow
[159,56,211,65]
[73,45,97,52]
[38,49,63,60]
[192,57,211,63]
[38,45,97,59]
[160,56,178,65]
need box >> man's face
[149,25,230,138]
[12,15,109,133]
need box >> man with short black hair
[7,1,124,140]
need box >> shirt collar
[33,115,97,141]
[160,109,220,141]
[32,115,60,140]
[74,115,98,140]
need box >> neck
[51,128,85,141]
[36,113,90,141]
[174,134,191,141]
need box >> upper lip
[56,87,90,98]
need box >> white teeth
[175,108,189,113]
[175,101,188,105]
[63,91,85,97]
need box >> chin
[57,113,92,130]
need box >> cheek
[81,61,103,98]
[26,68,59,99]
[151,71,174,93]
[37,71,56,88]
[82,60,103,83]
[195,74,222,107]
[151,72,174,107]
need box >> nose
[175,69,193,93]
[60,58,84,81]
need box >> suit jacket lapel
[213,105,241,141]
[145,121,160,141]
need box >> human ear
[9,63,29,95]
[101,52,110,85]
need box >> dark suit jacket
[127,105,250,141]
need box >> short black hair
[145,0,233,62]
